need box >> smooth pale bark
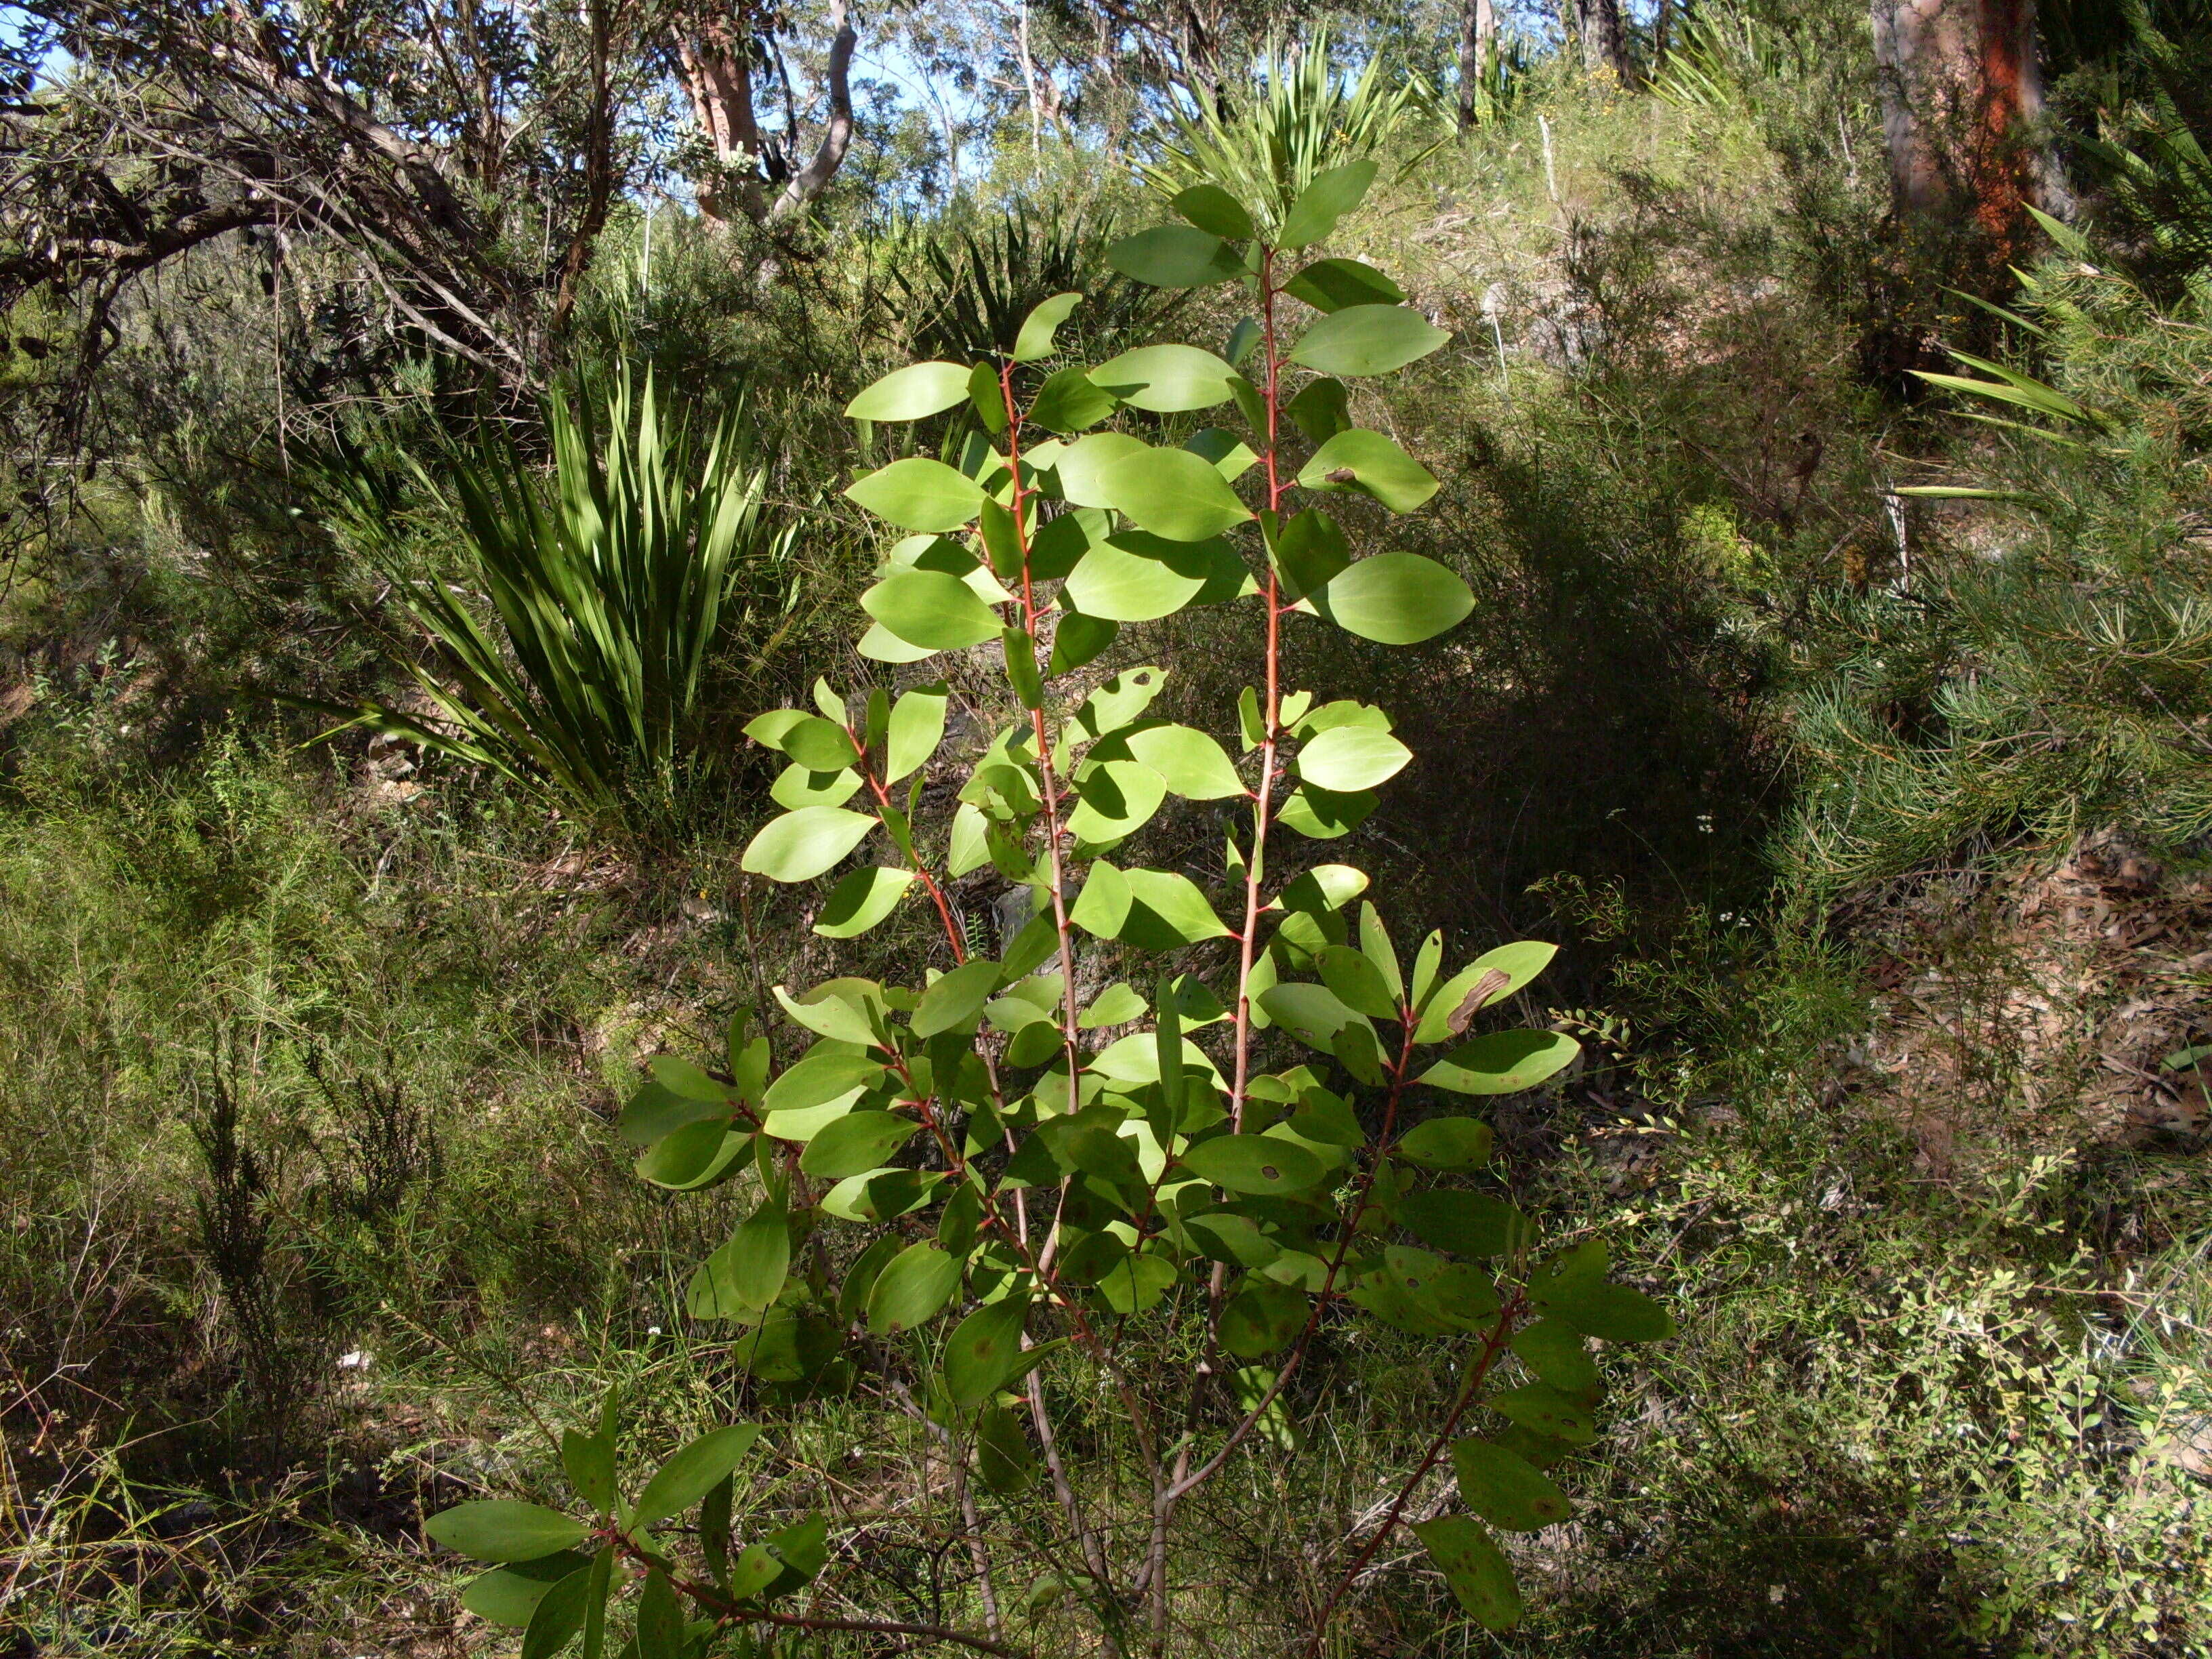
[1870,0,2049,237]
[674,0,855,227]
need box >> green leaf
[1050,431,1148,508]
[1173,182,1254,240]
[779,715,857,773]
[845,457,987,532]
[943,1292,1032,1407]
[1416,941,1559,1042]
[1286,377,1352,445]
[1220,1279,1307,1357]
[724,1189,791,1310]
[771,764,863,811]
[1097,1250,1178,1313]
[1065,534,1220,622]
[1296,726,1411,792]
[1298,430,1440,512]
[1420,1030,1580,1095]
[1227,316,1263,366]
[845,362,972,422]
[1512,1317,1604,1404]
[635,1566,684,1658]
[741,806,878,882]
[1277,782,1376,840]
[884,683,948,783]
[1090,344,1240,413]
[1491,1382,1597,1446]
[1050,610,1118,673]
[1068,757,1168,844]
[1284,257,1405,313]
[1397,1190,1532,1258]
[861,569,1001,651]
[520,1559,595,1659]
[1452,1437,1572,1532]
[426,1500,588,1563]
[815,866,914,939]
[1397,1116,1494,1170]
[1316,945,1399,1020]
[762,1040,883,1120]
[859,621,938,663]
[798,1111,920,1179]
[1121,724,1245,799]
[1121,867,1234,949]
[461,1554,592,1628]
[1278,159,1380,247]
[976,1404,1039,1494]
[1013,292,1083,361]
[1410,1515,1522,1631]
[1258,982,1369,1051]
[773,985,882,1049]
[1107,226,1244,288]
[1181,1133,1326,1195]
[1528,1276,1675,1343]
[633,1120,746,1192]
[1072,665,1169,737]
[1315,552,1473,643]
[1030,363,1120,434]
[1078,981,1149,1028]
[1271,508,1351,600]
[914,958,1003,1037]
[867,1240,965,1335]
[1288,304,1450,377]
[632,1425,764,1533]
[561,1425,616,1518]
[1098,447,1254,541]
[1068,859,1132,939]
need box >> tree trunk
[672,0,855,228]
[1576,0,1633,85]
[1458,0,1496,130]
[1870,0,2050,243]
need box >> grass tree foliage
[424,61,1674,1658]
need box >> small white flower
[647,1326,662,1336]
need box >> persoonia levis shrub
[426,125,1677,1659]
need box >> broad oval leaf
[1030,363,1120,434]
[1297,430,1440,513]
[1529,1277,1675,1343]
[1410,1515,1523,1631]
[1120,867,1234,950]
[867,1240,965,1334]
[781,715,858,773]
[913,958,1003,1037]
[1089,344,1240,413]
[1013,291,1083,361]
[460,1554,592,1629]
[1121,724,1245,799]
[1067,757,1168,844]
[1276,783,1377,840]
[884,682,948,782]
[1065,531,1248,621]
[798,1110,920,1179]
[1051,431,1149,508]
[1219,1279,1307,1357]
[1315,552,1473,644]
[1278,159,1380,248]
[1414,941,1560,1043]
[844,457,987,532]
[1284,257,1406,313]
[1107,225,1244,288]
[1420,1029,1580,1095]
[1397,1115,1495,1170]
[741,806,878,882]
[814,866,914,939]
[1396,1189,1532,1258]
[634,1120,747,1191]
[1098,446,1254,542]
[861,569,1001,650]
[1173,182,1255,240]
[1296,726,1412,792]
[426,1500,588,1564]
[943,1291,1032,1406]
[1288,304,1450,377]
[1180,1133,1326,1195]
[1316,944,1399,1019]
[520,1561,596,1659]
[846,361,972,422]
[632,1425,763,1532]
[1490,1382,1598,1446]
[1258,981,1368,1051]
[1451,1437,1573,1532]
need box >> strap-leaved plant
[426,58,1675,1658]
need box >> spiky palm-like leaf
[314,372,800,834]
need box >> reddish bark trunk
[1871,0,2050,250]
